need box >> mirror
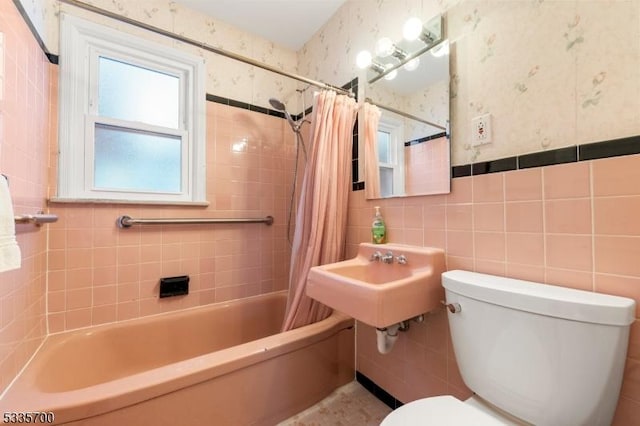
[360,14,450,199]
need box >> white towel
[0,176,21,272]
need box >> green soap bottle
[371,206,386,244]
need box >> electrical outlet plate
[471,113,492,147]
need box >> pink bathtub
[0,291,355,425]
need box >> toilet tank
[443,270,635,426]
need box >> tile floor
[279,381,392,426]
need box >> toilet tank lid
[442,270,636,326]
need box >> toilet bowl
[381,270,635,426]
[381,395,525,426]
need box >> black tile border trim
[518,146,577,169]
[356,371,403,410]
[578,135,640,161]
[12,0,59,64]
[453,135,640,179]
[205,93,288,119]
[341,77,360,184]
[472,156,517,175]
[405,132,448,147]
[452,164,471,178]
[45,53,59,65]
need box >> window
[377,117,405,197]
[56,14,206,204]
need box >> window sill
[48,197,210,207]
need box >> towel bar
[14,213,59,226]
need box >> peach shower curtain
[363,102,382,199]
[282,90,358,331]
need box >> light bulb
[403,17,423,41]
[356,50,372,69]
[375,37,395,58]
[384,64,398,81]
[384,69,398,80]
[403,57,420,71]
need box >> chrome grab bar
[117,215,274,228]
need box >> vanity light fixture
[356,49,388,75]
[357,14,444,84]
[356,44,408,79]
[403,17,438,45]
[356,50,373,69]
[370,61,386,74]
[375,37,408,61]
[402,17,424,41]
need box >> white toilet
[382,270,636,426]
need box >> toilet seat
[381,395,508,426]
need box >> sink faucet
[371,250,408,264]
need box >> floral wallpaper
[404,78,449,140]
[298,0,640,165]
[17,0,302,110]
[17,0,640,165]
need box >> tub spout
[376,323,401,354]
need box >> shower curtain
[282,90,358,331]
[363,102,382,199]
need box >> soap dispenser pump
[371,206,386,244]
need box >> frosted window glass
[94,124,181,192]
[380,167,393,198]
[98,57,180,128]
[377,130,390,164]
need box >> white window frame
[378,115,405,197]
[56,13,206,204]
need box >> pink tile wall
[0,2,51,393]
[404,137,450,195]
[47,85,297,333]
[348,156,640,423]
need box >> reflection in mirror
[357,15,444,85]
[361,15,450,199]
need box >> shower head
[269,97,299,133]
[268,98,286,111]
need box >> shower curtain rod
[365,98,447,131]
[57,0,352,97]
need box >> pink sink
[307,243,446,328]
